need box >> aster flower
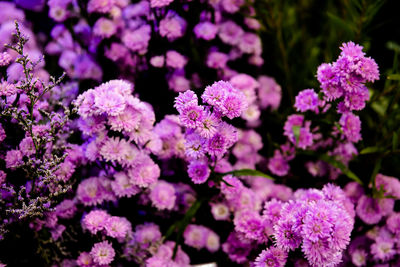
[122,25,151,53]
[370,238,396,262]
[194,21,218,40]
[0,52,12,66]
[93,87,126,116]
[0,81,18,97]
[99,137,130,162]
[294,89,319,113]
[76,252,93,267]
[159,12,186,41]
[222,232,253,264]
[263,199,283,224]
[179,104,204,129]
[111,172,140,198]
[105,216,131,239]
[82,210,110,234]
[339,113,362,143]
[258,76,282,110]
[210,202,230,221]
[166,50,187,69]
[149,180,176,210]
[205,230,220,252]
[339,41,365,60]
[128,157,160,187]
[268,150,290,176]
[183,224,207,249]
[273,218,302,251]
[76,177,107,206]
[90,241,115,265]
[238,32,262,55]
[234,211,263,240]
[5,149,23,169]
[134,223,162,245]
[150,55,165,67]
[207,51,229,69]
[254,247,288,267]
[202,81,228,107]
[187,160,210,184]
[218,21,244,46]
[150,0,174,8]
[184,132,206,159]
[93,18,117,39]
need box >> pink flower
[150,180,176,210]
[105,216,131,239]
[150,0,174,8]
[93,18,117,39]
[194,21,218,40]
[166,50,187,69]
[90,241,115,265]
[82,210,110,234]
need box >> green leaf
[360,146,383,155]
[292,125,301,145]
[220,169,274,180]
[387,74,400,80]
[163,198,205,259]
[386,41,400,53]
[318,154,363,185]
[326,12,355,35]
[393,132,399,151]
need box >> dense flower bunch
[1,1,400,267]
[268,42,380,179]
[0,20,74,238]
[174,80,246,183]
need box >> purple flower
[222,232,253,264]
[370,238,396,262]
[258,76,282,110]
[0,52,12,66]
[5,149,23,169]
[104,216,131,239]
[82,210,110,234]
[90,241,115,265]
[174,90,198,113]
[218,21,244,46]
[339,41,365,60]
[254,246,288,267]
[294,89,319,113]
[87,0,114,13]
[273,218,302,251]
[183,224,208,249]
[268,150,290,176]
[187,160,210,184]
[234,211,263,240]
[93,18,116,39]
[159,12,186,41]
[207,51,229,69]
[122,25,151,54]
[166,50,187,69]
[150,0,174,8]
[339,113,362,143]
[149,180,176,210]
[194,21,218,40]
[356,195,382,225]
[179,104,204,128]
[184,132,206,159]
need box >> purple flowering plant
[1,1,400,267]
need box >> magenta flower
[294,89,319,113]
[187,160,210,184]
[90,241,115,265]
[149,180,176,210]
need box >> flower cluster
[174,80,247,184]
[1,1,399,267]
